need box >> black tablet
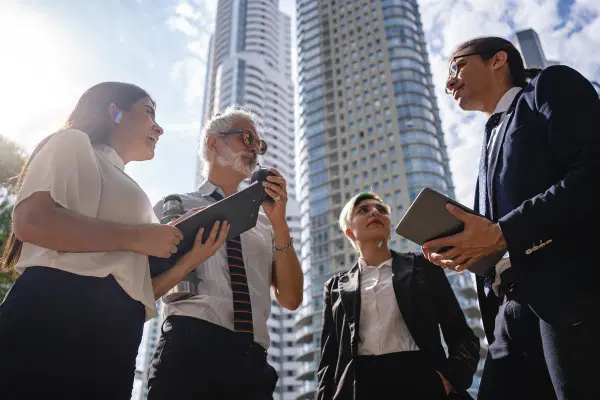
[395,188,506,276]
[149,181,264,277]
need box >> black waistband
[164,315,267,357]
[355,350,430,368]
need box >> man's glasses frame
[219,128,268,155]
[445,51,497,94]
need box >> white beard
[216,145,256,177]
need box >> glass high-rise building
[294,1,484,398]
[515,28,549,69]
[197,1,302,398]
[515,27,599,96]
[131,302,161,400]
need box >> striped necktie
[210,190,254,340]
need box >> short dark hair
[451,36,541,87]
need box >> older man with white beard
[147,107,303,400]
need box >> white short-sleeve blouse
[13,129,158,319]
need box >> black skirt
[0,266,145,400]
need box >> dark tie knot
[485,113,503,135]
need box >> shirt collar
[359,257,393,271]
[197,180,225,198]
[493,87,523,114]
[93,144,124,170]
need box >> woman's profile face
[112,97,163,162]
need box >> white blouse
[358,258,419,355]
[13,129,158,319]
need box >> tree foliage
[0,134,27,300]
[0,135,27,190]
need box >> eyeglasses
[445,51,494,94]
[219,129,268,155]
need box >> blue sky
[1,0,599,206]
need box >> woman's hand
[131,224,183,258]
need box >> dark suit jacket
[316,251,480,400]
[474,65,600,340]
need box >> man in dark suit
[317,192,480,400]
[423,36,600,399]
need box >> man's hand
[262,169,288,228]
[422,204,507,272]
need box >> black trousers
[0,266,145,400]
[479,277,600,400]
[147,316,278,400]
[355,351,459,399]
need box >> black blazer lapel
[391,252,424,349]
[487,90,523,220]
[339,262,361,357]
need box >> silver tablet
[395,188,506,276]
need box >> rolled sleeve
[16,129,101,218]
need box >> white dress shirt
[153,181,276,350]
[487,87,523,295]
[357,258,419,356]
[14,129,158,319]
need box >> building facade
[197,1,301,398]
[515,28,599,95]
[131,302,162,400]
[294,0,483,398]
[515,28,549,69]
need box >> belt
[355,351,428,369]
[163,315,267,358]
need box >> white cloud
[418,0,600,205]
[167,15,199,37]
[165,1,216,113]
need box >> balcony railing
[295,360,318,380]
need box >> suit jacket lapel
[487,90,523,220]
[339,262,361,356]
[391,252,425,349]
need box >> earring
[114,111,122,124]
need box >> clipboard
[395,188,506,276]
[149,181,264,277]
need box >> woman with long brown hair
[0,82,229,399]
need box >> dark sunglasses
[219,129,268,155]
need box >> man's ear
[206,135,219,154]
[492,50,508,70]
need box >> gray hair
[197,106,259,177]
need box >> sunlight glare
[0,5,76,147]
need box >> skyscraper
[515,28,549,69]
[197,1,301,398]
[515,28,599,95]
[131,302,162,400]
[294,1,483,398]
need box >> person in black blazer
[423,36,600,400]
[317,192,480,400]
